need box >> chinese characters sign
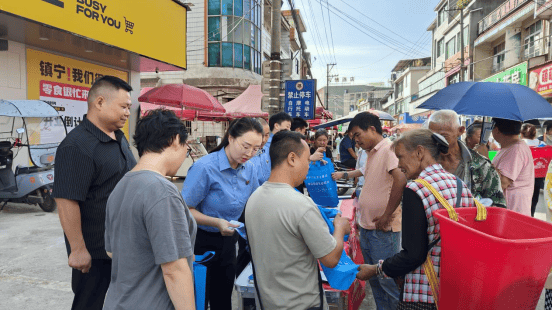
[27,49,129,138]
[529,61,552,98]
[2,0,187,68]
[284,80,316,120]
[483,62,527,85]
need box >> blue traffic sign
[284,79,316,120]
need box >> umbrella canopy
[140,102,238,121]
[417,82,552,122]
[0,100,59,118]
[312,109,395,130]
[138,84,226,113]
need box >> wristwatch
[343,172,349,179]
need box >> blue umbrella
[417,82,552,122]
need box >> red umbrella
[138,84,226,113]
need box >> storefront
[528,61,552,103]
[483,62,528,85]
[0,0,188,166]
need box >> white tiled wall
[188,0,206,66]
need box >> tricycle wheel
[38,189,56,212]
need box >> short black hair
[291,117,309,131]
[547,123,552,133]
[349,112,382,135]
[88,75,132,105]
[269,131,306,170]
[133,109,188,157]
[493,118,522,136]
[269,112,293,131]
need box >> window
[446,37,456,59]
[207,0,262,74]
[457,34,461,53]
[524,20,542,59]
[493,42,505,73]
[463,26,469,47]
[448,73,459,85]
[437,38,444,58]
[438,3,448,27]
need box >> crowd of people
[53,75,546,310]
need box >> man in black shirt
[53,76,136,310]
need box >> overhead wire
[315,0,429,59]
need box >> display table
[234,199,366,310]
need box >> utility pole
[269,0,282,116]
[326,63,337,110]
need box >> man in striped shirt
[54,76,136,309]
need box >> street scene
[3,0,552,310]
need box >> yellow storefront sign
[1,0,187,68]
[26,48,130,140]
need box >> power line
[319,0,335,64]
[315,0,429,59]
[306,0,334,65]
[326,0,338,74]
[337,0,431,55]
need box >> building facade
[141,0,310,104]
[387,57,431,117]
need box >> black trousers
[195,229,237,310]
[71,259,111,310]
[340,158,357,169]
[532,177,545,217]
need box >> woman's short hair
[133,109,188,157]
[393,129,449,161]
[466,120,483,139]
[314,129,329,141]
[521,123,537,140]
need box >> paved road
[0,187,547,309]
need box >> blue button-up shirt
[253,133,273,185]
[182,148,260,232]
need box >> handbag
[305,154,339,207]
[414,177,486,309]
[193,251,216,310]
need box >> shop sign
[529,61,552,98]
[26,49,130,140]
[398,113,428,125]
[1,0,187,68]
[284,80,316,120]
[483,62,527,85]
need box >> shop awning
[224,85,269,118]
[138,84,226,113]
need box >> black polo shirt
[54,116,136,260]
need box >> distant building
[317,84,376,119]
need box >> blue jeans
[359,227,401,310]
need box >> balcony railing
[478,0,530,35]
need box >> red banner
[529,62,552,98]
[40,80,90,101]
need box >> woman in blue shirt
[181,117,263,310]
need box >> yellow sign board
[26,48,130,140]
[1,0,187,68]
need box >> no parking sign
[284,79,316,120]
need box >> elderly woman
[356,129,478,310]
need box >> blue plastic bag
[193,251,215,310]
[305,156,339,207]
[317,206,358,290]
[320,249,360,290]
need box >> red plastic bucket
[434,207,552,309]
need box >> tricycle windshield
[26,116,67,168]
